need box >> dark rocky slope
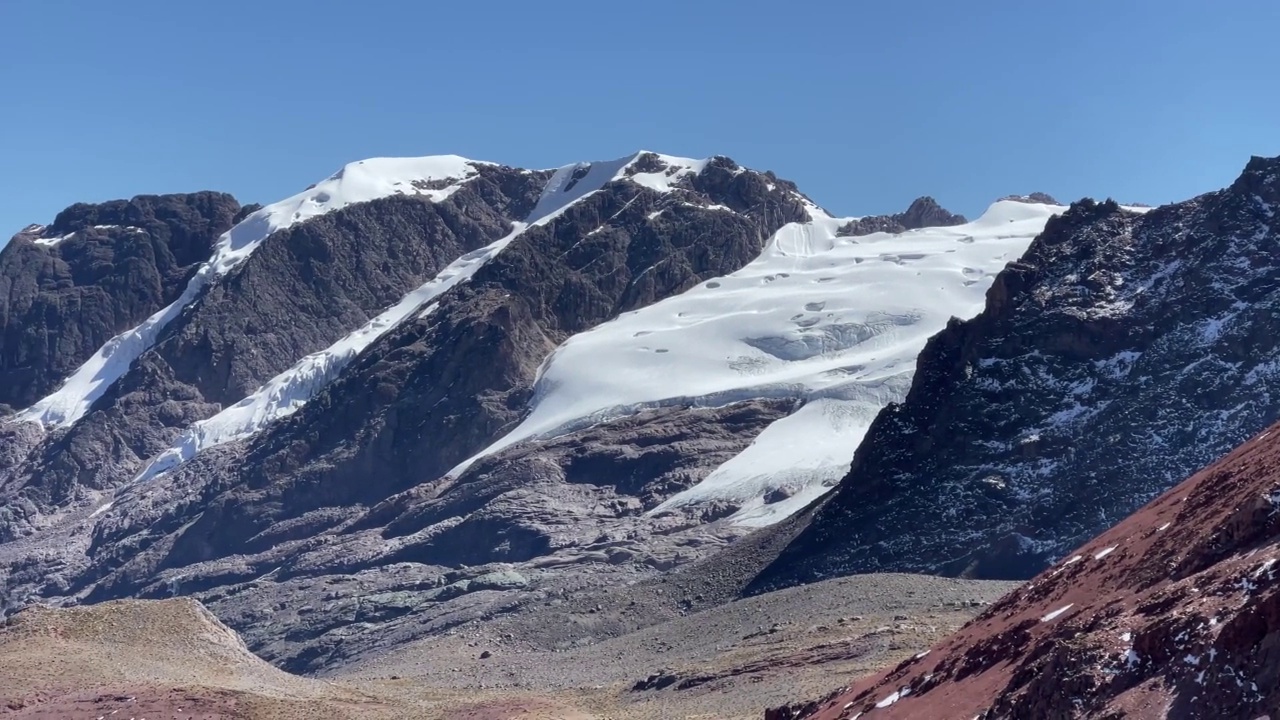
[750,155,1280,588]
[0,164,546,527]
[0,193,242,412]
[771,418,1280,720]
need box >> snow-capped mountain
[0,150,1056,668]
[747,154,1280,592]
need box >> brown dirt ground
[1,574,1018,719]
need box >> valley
[2,150,1277,719]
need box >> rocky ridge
[749,154,1280,588]
[0,192,243,412]
[770,418,1280,719]
[836,196,966,237]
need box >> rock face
[836,196,966,237]
[0,151,829,668]
[771,419,1280,720]
[750,155,1280,588]
[1000,191,1061,205]
[0,193,242,412]
[0,165,545,526]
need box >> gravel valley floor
[2,574,1018,719]
[346,573,1019,719]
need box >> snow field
[456,200,1066,525]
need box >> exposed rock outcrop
[750,155,1280,588]
[836,196,966,237]
[773,418,1280,719]
[0,193,241,410]
[999,191,1060,205]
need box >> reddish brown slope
[769,421,1280,720]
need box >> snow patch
[1094,545,1118,560]
[875,687,911,708]
[1041,604,1074,622]
[32,224,148,247]
[527,155,636,223]
[1049,553,1084,577]
[620,152,711,193]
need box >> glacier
[455,199,1069,525]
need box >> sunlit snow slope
[460,200,1068,525]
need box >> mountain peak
[999,191,1061,205]
[837,195,967,237]
[1230,154,1280,202]
[904,195,944,211]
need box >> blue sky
[2,0,1277,239]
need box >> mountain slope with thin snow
[770,418,1280,720]
[0,194,242,412]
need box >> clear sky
[2,0,1277,240]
